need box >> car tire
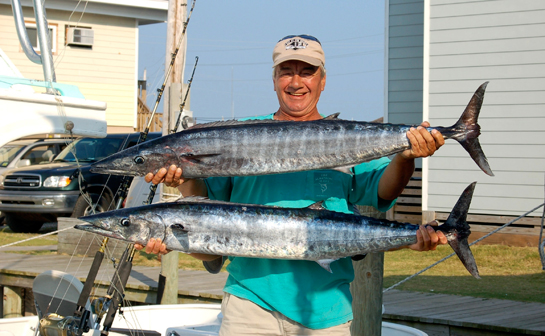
[71,193,111,218]
[5,213,44,233]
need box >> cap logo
[284,38,308,51]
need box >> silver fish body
[91,83,493,178]
[76,183,481,278]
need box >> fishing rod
[144,55,199,206]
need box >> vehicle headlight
[43,176,72,188]
[0,175,4,187]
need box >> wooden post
[159,0,187,305]
[3,286,23,318]
[351,253,384,336]
[422,210,435,225]
[351,205,386,336]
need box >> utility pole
[160,0,187,305]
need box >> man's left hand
[401,121,445,160]
[408,220,448,251]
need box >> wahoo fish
[90,83,493,178]
[75,182,481,278]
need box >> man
[138,34,447,335]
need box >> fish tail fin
[450,82,494,176]
[436,182,481,279]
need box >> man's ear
[321,75,326,91]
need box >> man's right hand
[145,165,185,187]
[134,238,170,255]
[145,165,208,197]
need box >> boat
[0,0,107,148]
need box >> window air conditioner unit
[66,27,94,47]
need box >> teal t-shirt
[204,113,395,329]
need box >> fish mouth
[74,224,126,241]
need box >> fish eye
[120,218,130,227]
[134,156,145,164]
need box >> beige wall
[0,5,137,129]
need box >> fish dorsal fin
[186,118,294,130]
[184,113,341,131]
[174,196,239,207]
[175,196,210,203]
[323,113,341,120]
[306,201,326,210]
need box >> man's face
[273,60,326,119]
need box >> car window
[0,144,25,167]
[54,138,124,162]
[21,144,59,165]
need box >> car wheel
[0,211,5,225]
[71,193,111,218]
[5,213,44,233]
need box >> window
[25,22,57,53]
[22,144,58,165]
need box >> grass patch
[0,226,58,247]
[384,244,545,302]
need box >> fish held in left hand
[90,83,493,178]
[75,182,481,278]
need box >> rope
[0,226,73,250]
[383,202,545,293]
[538,173,545,269]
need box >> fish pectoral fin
[316,259,338,273]
[331,166,354,175]
[180,153,221,164]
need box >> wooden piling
[3,285,23,318]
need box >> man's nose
[289,74,303,89]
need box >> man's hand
[401,121,445,160]
[134,238,170,255]
[408,220,448,251]
[145,164,185,187]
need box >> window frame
[24,21,58,54]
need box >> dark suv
[0,132,160,233]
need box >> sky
[138,1,386,123]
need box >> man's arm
[377,122,447,252]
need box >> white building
[0,0,168,133]
[386,0,545,243]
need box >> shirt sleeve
[204,176,233,201]
[348,157,396,212]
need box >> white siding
[388,0,425,125]
[426,0,545,216]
